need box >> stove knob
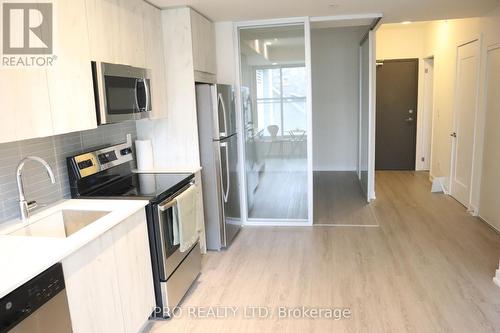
[120,148,132,156]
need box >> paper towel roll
[135,140,154,171]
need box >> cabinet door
[117,0,146,67]
[143,2,168,119]
[195,170,207,253]
[85,0,121,63]
[63,232,125,333]
[190,10,216,75]
[111,210,155,333]
[0,68,52,143]
[47,0,97,135]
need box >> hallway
[313,171,377,226]
[149,171,500,333]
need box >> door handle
[450,132,457,138]
[218,93,228,137]
[220,142,230,203]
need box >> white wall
[376,23,430,170]
[406,6,500,229]
[422,18,481,185]
[311,27,365,171]
[479,46,500,231]
[423,17,491,211]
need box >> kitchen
[2,0,500,332]
[0,2,233,332]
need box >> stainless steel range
[66,142,201,318]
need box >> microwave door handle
[134,79,140,112]
[144,78,150,111]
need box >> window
[255,66,306,136]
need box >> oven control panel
[67,142,134,179]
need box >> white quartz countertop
[0,199,148,298]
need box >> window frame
[254,64,306,137]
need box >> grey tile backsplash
[0,121,137,224]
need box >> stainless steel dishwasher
[0,263,72,333]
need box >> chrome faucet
[16,156,56,221]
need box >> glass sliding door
[239,24,309,221]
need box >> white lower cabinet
[62,210,155,333]
[110,209,155,332]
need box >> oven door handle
[159,198,177,211]
[155,180,195,280]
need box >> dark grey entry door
[375,59,419,170]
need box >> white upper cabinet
[86,0,146,67]
[190,10,216,76]
[85,0,122,64]
[1,0,168,144]
[117,0,146,67]
[143,2,168,119]
[47,0,97,135]
[0,69,53,143]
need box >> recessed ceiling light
[401,21,412,25]
[272,62,278,65]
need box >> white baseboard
[467,205,479,216]
[431,177,448,194]
[494,266,500,288]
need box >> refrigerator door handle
[220,142,230,203]
[224,143,230,203]
[218,93,228,138]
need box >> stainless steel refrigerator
[196,83,241,250]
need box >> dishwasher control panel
[0,263,65,332]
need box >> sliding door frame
[233,17,313,226]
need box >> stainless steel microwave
[91,61,152,125]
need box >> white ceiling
[148,0,500,23]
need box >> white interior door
[451,40,480,206]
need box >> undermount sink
[9,210,111,238]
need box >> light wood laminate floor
[248,158,307,220]
[313,171,378,226]
[148,171,500,333]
